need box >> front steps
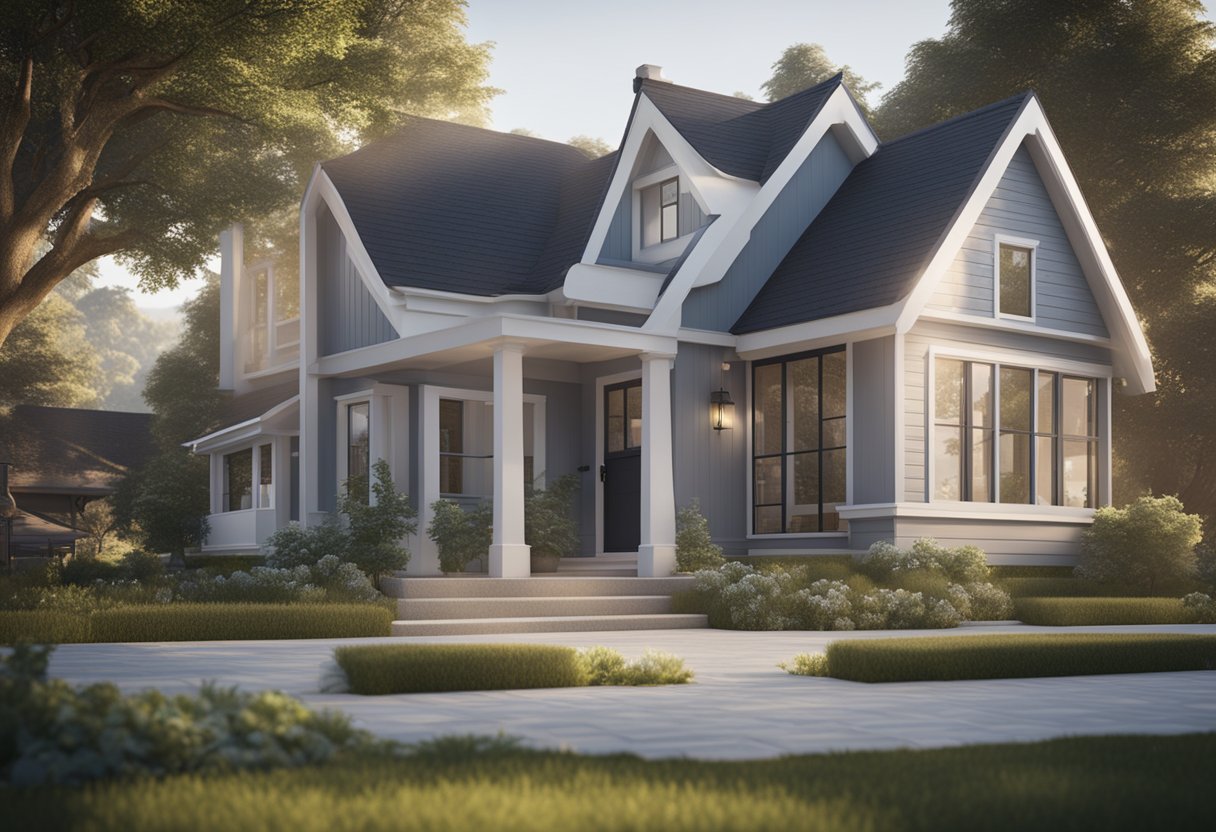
[384,571,705,636]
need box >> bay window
[222,449,253,512]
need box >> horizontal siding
[318,208,398,356]
[892,517,1087,562]
[927,144,1109,337]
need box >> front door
[602,379,642,553]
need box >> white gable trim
[894,96,1154,394]
[734,304,900,361]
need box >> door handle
[599,465,607,483]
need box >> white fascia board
[893,95,1155,394]
[838,501,1095,524]
[734,304,900,360]
[917,309,1113,347]
[187,396,301,454]
[563,262,665,311]
[645,86,879,335]
[390,286,552,319]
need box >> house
[187,65,1154,576]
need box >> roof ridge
[758,72,844,112]
[881,91,1034,148]
[10,404,151,417]
[638,78,765,111]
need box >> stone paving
[47,623,1216,760]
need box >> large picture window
[933,356,1099,507]
[752,347,847,534]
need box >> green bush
[1196,541,1216,586]
[335,644,588,694]
[185,554,267,573]
[819,633,1216,683]
[675,500,724,572]
[1014,597,1195,626]
[1182,592,1216,623]
[340,459,418,584]
[264,521,351,570]
[779,652,829,676]
[525,474,581,560]
[90,603,391,642]
[427,499,492,573]
[0,611,91,644]
[59,557,123,586]
[1076,495,1203,593]
[857,539,992,584]
[578,647,693,686]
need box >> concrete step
[552,567,637,577]
[383,575,694,599]
[397,594,672,620]
[391,613,708,637]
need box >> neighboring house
[0,406,154,554]
[188,65,1154,575]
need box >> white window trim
[215,443,274,514]
[631,164,702,264]
[744,342,854,540]
[925,343,1111,508]
[334,384,410,505]
[994,233,1039,323]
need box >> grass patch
[0,610,92,644]
[811,633,1216,683]
[334,644,693,694]
[1014,597,1195,625]
[2,733,1214,830]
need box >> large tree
[0,289,97,407]
[0,0,495,348]
[761,43,881,112]
[874,0,1216,525]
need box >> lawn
[1013,597,1195,626]
[2,733,1212,831]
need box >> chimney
[634,64,669,92]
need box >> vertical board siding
[928,144,1109,337]
[852,336,896,505]
[318,209,398,356]
[902,320,1113,503]
[682,131,855,331]
[598,191,632,262]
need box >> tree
[566,135,613,158]
[72,286,175,410]
[339,459,416,586]
[0,289,97,407]
[873,0,1216,527]
[0,0,497,349]
[127,446,210,567]
[761,43,880,112]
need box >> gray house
[188,66,1154,576]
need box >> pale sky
[95,0,1210,310]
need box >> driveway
[46,623,1216,760]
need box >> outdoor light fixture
[710,388,734,431]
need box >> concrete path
[46,624,1216,760]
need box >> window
[752,347,847,534]
[933,357,1099,507]
[257,444,273,507]
[605,383,642,454]
[223,449,253,512]
[438,396,536,497]
[640,176,680,248]
[346,402,370,503]
[997,242,1034,319]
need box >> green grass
[0,603,391,644]
[816,633,1216,683]
[2,733,1214,831]
[1014,596,1195,625]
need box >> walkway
[47,624,1216,760]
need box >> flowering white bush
[858,539,991,584]
[173,557,380,604]
[719,571,795,629]
[961,581,1014,620]
[1181,592,1216,623]
[787,580,856,630]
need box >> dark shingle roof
[732,93,1031,334]
[322,118,613,297]
[0,406,153,493]
[638,75,841,182]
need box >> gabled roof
[321,118,615,298]
[0,406,154,493]
[638,75,841,182]
[732,93,1031,334]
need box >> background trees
[761,43,881,112]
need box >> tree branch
[0,54,34,223]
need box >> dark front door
[603,379,642,553]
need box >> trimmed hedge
[822,633,1216,683]
[1014,597,1195,626]
[0,611,91,644]
[336,643,587,694]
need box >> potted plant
[525,474,580,573]
[427,499,492,574]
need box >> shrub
[90,603,391,642]
[1196,542,1216,587]
[578,647,693,686]
[1076,495,1202,593]
[335,644,588,695]
[120,550,165,582]
[175,565,327,604]
[1182,592,1216,623]
[58,557,122,586]
[427,499,492,574]
[0,645,371,786]
[962,581,1015,620]
[1013,597,1194,626]
[779,652,829,677]
[525,474,581,559]
[820,633,1216,683]
[0,611,91,644]
[339,460,418,585]
[857,539,991,584]
[675,500,724,572]
[264,521,350,570]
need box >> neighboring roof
[0,406,153,493]
[11,509,87,545]
[215,380,299,432]
[637,75,841,183]
[322,118,615,298]
[732,93,1031,334]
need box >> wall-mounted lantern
[710,388,734,431]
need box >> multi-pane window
[933,357,1099,508]
[439,397,535,497]
[223,449,253,512]
[752,347,847,534]
[257,444,273,507]
[998,243,1034,318]
[640,176,680,247]
[346,402,370,503]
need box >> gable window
[640,176,679,248]
[933,356,1099,508]
[752,347,847,534]
[997,240,1035,319]
[346,401,370,503]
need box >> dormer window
[641,176,680,247]
[996,236,1036,320]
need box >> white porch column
[638,351,677,577]
[489,342,531,578]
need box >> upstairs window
[640,176,679,248]
[997,240,1035,319]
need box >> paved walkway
[47,624,1216,760]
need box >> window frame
[993,233,1038,323]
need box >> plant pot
[530,553,561,573]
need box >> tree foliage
[873,0,1216,527]
[0,289,97,408]
[1076,495,1202,593]
[566,135,613,158]
[0,0,497,347]
[761,43,880,112]
[339,459,417,585]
